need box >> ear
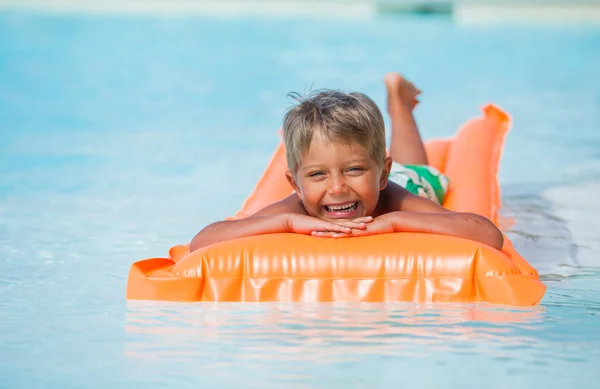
[285,170,303,198]
[379,157,393,190]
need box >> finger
[348,222,369,230]
[323,224,352,233]
[312,231,351,238]
[335,217,373,229]
[331,221,368,230]
[313,229,368,238]
[349,228,369,237]
[332,232,352,238]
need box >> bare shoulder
[251,193,307,217]
[379,181,450,214]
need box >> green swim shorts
[388,162,450,205]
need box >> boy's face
[286,131,392,221]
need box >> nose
[327,174,348,196]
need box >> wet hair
[282,89,386,173]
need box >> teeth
[326,202,357,212]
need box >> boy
[190,73,504,252]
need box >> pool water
[1,11,599,389]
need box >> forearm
[190,213,289,252]
[385,211,504,250]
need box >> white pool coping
[455,1,600,25]
[0,0,378,18]
[1,0,600,24]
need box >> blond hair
[282,89,386,173]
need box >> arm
[190,213,290,252]
[190,194,300,252]
[377,210,504,251]
[189,194,362,252]
[368,182,504,250]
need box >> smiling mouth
[324,201,358,213]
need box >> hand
[311,216,374,238]
[362,216,395,236]
[314,215,395,238]
[286,214,356,237]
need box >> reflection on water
[126,302,544,361]
[123,301,600,388]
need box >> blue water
[1,11,600,389]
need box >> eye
[346,166,364,173]
[308,171,324,177]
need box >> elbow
[189,223,219,253]
[189,219,237,253]
[464,213,504,251]
[189,232,206,253]
[478,215,504,251]
[489,228,504,251]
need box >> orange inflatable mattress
[126,104,546,306]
